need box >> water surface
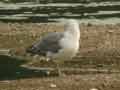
[0,0,120,24]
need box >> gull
[26,19,80,75]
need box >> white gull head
[64,19,80,41]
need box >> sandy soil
[0,74,120,90]
[0,22,120,90]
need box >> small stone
[19,40,24,43]
[90,88,98,90]
[46,71,50,75]
[50,83,57,88]
[0,80,10,83]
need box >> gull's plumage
[26,32,64,56]
[26,19,80,75]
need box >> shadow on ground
[0,55,55,80]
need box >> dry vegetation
[0,22,120,90]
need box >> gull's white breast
[47,36,79,60]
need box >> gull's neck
[64,20,80,41]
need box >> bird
[26,19,80,76]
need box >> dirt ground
[0,74,120,90]
[0,22,120,90]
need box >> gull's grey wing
[26,32,64,56]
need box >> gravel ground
[0,74,120,90]
[0,22,120,90]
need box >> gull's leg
[54,61,66,76]
[56,62,62,76]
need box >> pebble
[46,71,51,75]
[90,88,98,90]
[0,80,10,83]
[50,83,57,88]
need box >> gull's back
[26,32,64,56]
